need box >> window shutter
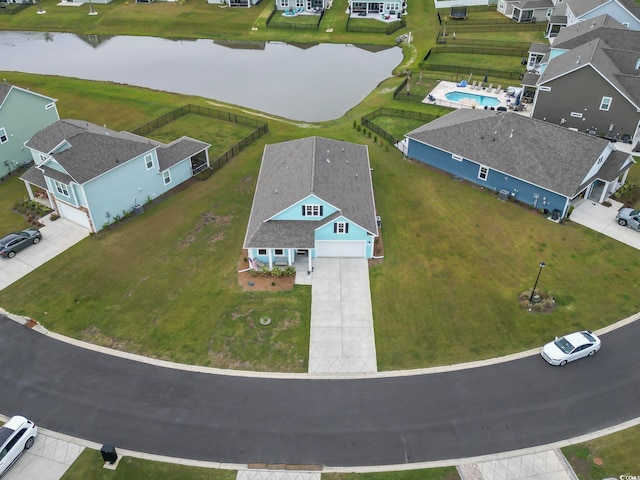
[320,205,323,216]
[333,223,337,233]
[302,205,306,216]
[345,223,349,233]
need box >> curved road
[1,315,639,468]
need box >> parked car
[0,229,42,258]
[615,208,640,230]
[0,416,37,476]
[541,330,601,366]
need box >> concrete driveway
[569,198,640,250]
[0,217,89,291]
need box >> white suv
[0,416,37,477]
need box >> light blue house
[405,110,634,218]
[348,0,407,19]
[243,137,379,272]
[565,0,640,29]
[0,83,59,179]
[20,119,210,232]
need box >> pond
[0,32,402,122]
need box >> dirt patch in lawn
[237,255,295,292]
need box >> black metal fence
[0,2,31,14]
[420,48,525,81]
[266,7,325,30]
[132,104,268,177]
[430,44,529,57]
[435,32,530,50]
[361,108,440,147]
[440,22,546,33]
[345,15,406,34]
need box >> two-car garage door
[315,240,366,258]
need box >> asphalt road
[1,315,639,467]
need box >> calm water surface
[0,32,402,121]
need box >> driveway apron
[569,198,640,250]
[308,258,377,374]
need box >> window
[539,86,551,92]
[452,154,463,161]
[281,0,289,6]
[295,0,303,6]
[334,222,349,234]
[478,165,488,181]
[599,97,612,111]
[258,249,267,255]
[53,180,69,197]
[45,103,55,110]
[570,112,583,118]
[0,128,7,144]
[302,204,323,217]
[145,154,153,170]
[275,249,284,255]
[163,170,171,185]
[546,8,552,17]
[39,153,48,163]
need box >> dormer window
[0,128,7,144]
[53,180,69,197]
[334,222,349,234]
[302,204,323,217]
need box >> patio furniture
[495,85,502,94]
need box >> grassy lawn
[1,0,640,474]
[0,174,32,233]
[562,424,640,479]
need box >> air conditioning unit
[499,189,510,201]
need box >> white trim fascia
[264,193,341,223]
[313,215,375,236]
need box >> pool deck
[424,81,530,114]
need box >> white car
[0,416,37,476]
[541,330,601,366]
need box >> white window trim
[305,205,322,217]
[53,180,69,197]
[599,96,612,111]
[452,154,463,161]
[336,222,347,234]
[570,112,583,118]
[145,153,154,170]
[163,170,171,185]
[45,103,55,110]
[0,127,7,144]
[258,249,267,255]
[539,86,551,92]
[478,165,489,181]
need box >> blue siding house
[565,0,640,30]
[0,83,59,178]
[20,119,210,232]
[243,137,379,272]
[406,110,634,218]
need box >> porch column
[268,249,273,270]
[288,249,293,266]
[308,252,313,274]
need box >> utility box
[498,189,510,201]
[101,444,118,464]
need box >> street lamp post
[529,261,546,302]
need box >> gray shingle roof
[552,15,636,51]
[157,137,210,171]
[539,37,640,107]
[19,166,47,189]
[244,137,377,249]
[521,0,553,9]
[529,43,551,55]
[25,119,208,185]
[405,110,626,198]
[566,0,611,18]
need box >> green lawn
[1,0,639,475]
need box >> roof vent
[509,129,514,138]
[576,55,581,64]
[275,189,278,194]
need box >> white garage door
[58,203,92,230]
[315,240,366,258]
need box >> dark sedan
[0,229,42,258]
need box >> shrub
[284,266,296,276]
[259,265,270,276]
[271,266,284,277]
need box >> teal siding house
[243,137,379,272]
[20,119,210,232]
[406,110,635,219]
[0,83,59,179]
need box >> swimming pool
[445,91,501,107]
